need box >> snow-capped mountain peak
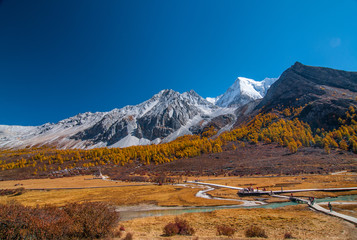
[0,88,229,150]
[215,76,278,107]
[0,75,277,150]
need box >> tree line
[1,106,357,174]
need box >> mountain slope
[71,89,225,148]
[216,77,278,107]
[0,89,236,149]
[3,62,354,150]
[0,112,107,149]
[257,62,357,130]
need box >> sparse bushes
[284,232,294,239]
[174,217,195,235]
[0,203,74,239]
[0,188,26,196]
[163,222,180,236]
[123,232,133,240]
[245,225,267,238]
[216,224,236,236]
[0,201,120,239]
[63,201,120,239]
[163,217,195,236]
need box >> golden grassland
[1,173,356,207]
[120,205,357,239]
[0,184,237,207]
[0,175,151,189]
[196,172,357,190]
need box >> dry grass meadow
[0,177,236,207]
[2,173,356,206]
[195,172,357,190]
[1,173,356,239]
[0,175,150,189]
[121,206,357,239]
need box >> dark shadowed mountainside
[257,62,357,130]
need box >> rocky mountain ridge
[0,89,236,149]
[258,62,357,130]
[1,62,356,149]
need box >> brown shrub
[163,222,180,236]
[245,225,267,238]
[0,201,120,239]
[284,232,294,239]
[0,203,30,239]
[14,187,26,196]
[216,224,236,236]
[0,188,26,196]
[0,203,73,239]
[123,232,133,240]
[63,201,120,239]
[174,217,195,235]
[163,217,195,236]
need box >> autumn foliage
[0,133,224,175]
[1,106,357,177]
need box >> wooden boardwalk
[272,194,357,224]
[186,181,243,190]
[266,187,357,194]
[238,187,357,196]
[310,202,357,225]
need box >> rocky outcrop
[257,62,357,130]
[69,89,226,146]
[133,90,205,140]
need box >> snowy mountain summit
[0,76,278,150]
[71,89,220,148]
[216,77,278,107]
[0,89,234,149]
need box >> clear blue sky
[1,0,356,126]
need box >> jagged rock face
[134,90,204,140]
[70,89,221,146]
[202,114,236,132]
[0,88,236,149]
[258,62,357,130]
[73,114,133,146]
[188,114,236,135]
